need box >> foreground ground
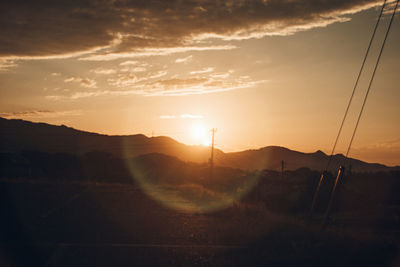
[1,178,399,266]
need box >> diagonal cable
[310,0,387,214]
[343,0,399,163]
[324,0,387,172]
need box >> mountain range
[0,117,397,172]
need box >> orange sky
[0,1,399,166]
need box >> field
[1,169,399,266]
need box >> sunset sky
[0,0,399,165]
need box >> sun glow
[191,123,210,146]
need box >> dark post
[310,172,325,215]
[323,166,345,226]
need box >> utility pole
[323,165,345,227]
[310,172,325,215]
[209,128,217,177]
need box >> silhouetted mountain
[219,146,396,172]
[0,117,397,172]
[0,117,215,163]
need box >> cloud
[152,77,209,87]
[107,74,141,88]
[210,71,233,79]
[120,60,139,66]
[129,76,267,96]
[175,55,193,63]
[0,0,386,61]
[0,40,120,61]
[48,64,266,98]
[383,1,399,15]
[130,67,147,72]
[78,45,237,61]
[47,90,138,100]
[190,67,214,74]
[64,77,97,88]
[119,62,150,72]
[107,70,168,88]
[48,74,267,99]
[70,91,107,99]
[0,110,81,119]
[149,71,168,79]
[0,59,17,71]
[91,68,116,75]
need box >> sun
[191,123,210,146]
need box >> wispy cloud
[48,74,267,99]
[210,70,233,79]
[149,71,168,79]
[79,45,237,61]
[383,1,399,15]
[129,67,147,72]
[90,68,116,75]
[175,55,193,63]
[190,67,214,74]
[107,74,140,88]
[137,76,267,96]
[64,77,97,88]
[0,59,17,71]
[0,37,121,61]
[0,110,81,119]
[48,64,265,99]
[107,70,168,88]
[119,60,139,66]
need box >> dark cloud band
[0,0,383,58]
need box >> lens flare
[121,131,260,213]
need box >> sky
[0,0,399,166]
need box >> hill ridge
[0,117,397,172]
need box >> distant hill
[0,117,215,163]
[0,117,397,172]
[219,146,396,172]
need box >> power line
[343,0,399,162]
[324,0,399,225]
[324,0,387,172]
[310,0,387,214]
